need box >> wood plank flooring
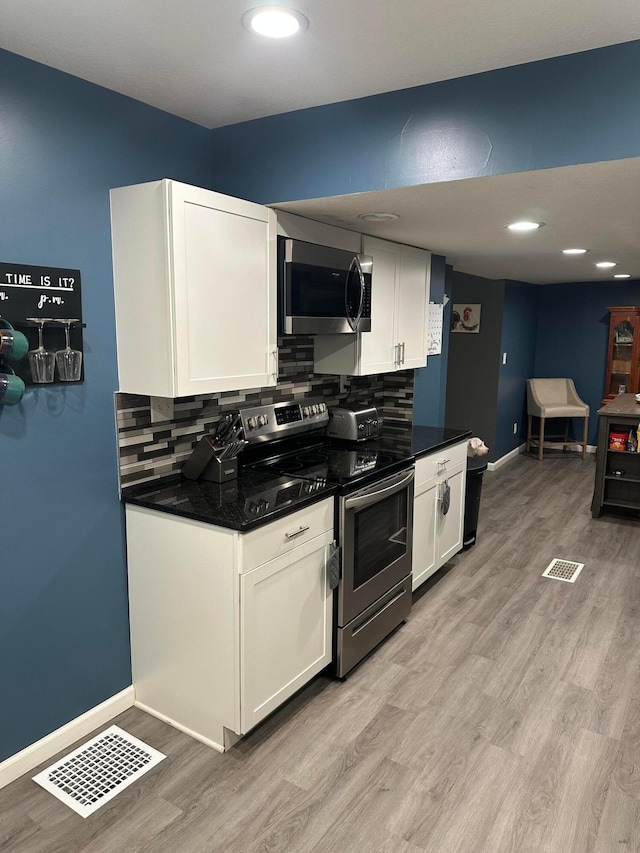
[3,452,640,852]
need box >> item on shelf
[637,423,640,451]
[609,431,627,451]
[627,430,637,452]
[612,469,625,477]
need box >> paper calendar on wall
[427,302,444,355]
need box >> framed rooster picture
[451,303,481,333]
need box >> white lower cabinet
[125,498,333,751]
[412,441,467,591]
[412,485,438,589]
[436,468,465,566]
[240,537,332,733]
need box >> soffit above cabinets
[271,159,640,285]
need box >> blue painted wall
[209,40,640,204]
[496,281,539,459]
[413,255,448,426]
[534,280,640,445]
[3,36,640,762]
[0,48,211,761]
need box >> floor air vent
[542,558,584,583]
[33,725,166,818]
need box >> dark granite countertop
[122,423,470,531]
[122,470,337,532]
[373,422,471,458]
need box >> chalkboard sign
[0,261,84,385]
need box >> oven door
[338,467,414,627]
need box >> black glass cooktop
[251,439,413,491]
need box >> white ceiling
[2,1,640,284]
[272,159,640,284]
[1,0,640,129]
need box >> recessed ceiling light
[505,221,544,231]
[595,261,617,268]
[561,248,589,255]
[358,212,400,222]
[242,6,308,38]
[614,274,631,279]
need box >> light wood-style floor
[4,452,640,852]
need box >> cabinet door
[436,468,466,567]
[412,482,438,591]
[240,532,333,733]
[170,182,277,396]
[396,247,430,369]
[359,236,400,374]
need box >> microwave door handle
[354,255,366,330]
[345,256,365,332]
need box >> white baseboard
[488,442,597,470]
[0,686,135,790]
[487,444,526,471]
[134,700,225,753]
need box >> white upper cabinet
[110,179,277,398]
[313,236,430,376]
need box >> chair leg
[526,415,532,453]
[538,417,545,461]
[563,418,569,452]
[582,417,588,460]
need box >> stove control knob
[358,423,365,431]
[373,419,378,426]
[302,406,309,417]
[319,402,326,412]
[247,416,257,430]
[257,414,268,427]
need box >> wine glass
[26,317,56,383]
[53,319,82,381]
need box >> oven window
[353,489,408,589]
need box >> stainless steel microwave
[279,238,372,334]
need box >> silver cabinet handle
[285,525,310,539]
[272,349,278,380]
[395,343,401,366]
[401,341,406,364]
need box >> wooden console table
[592,394,640,518]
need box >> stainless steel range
[240,397,415,678]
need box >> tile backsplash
[116,336,414,488]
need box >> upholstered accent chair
[526,378,589,460]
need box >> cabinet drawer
[415,441,467,494]
[241,498,334,572]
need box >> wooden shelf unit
[592,394,640,517]
[602,306,640,405]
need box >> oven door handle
[344,469,415,511]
